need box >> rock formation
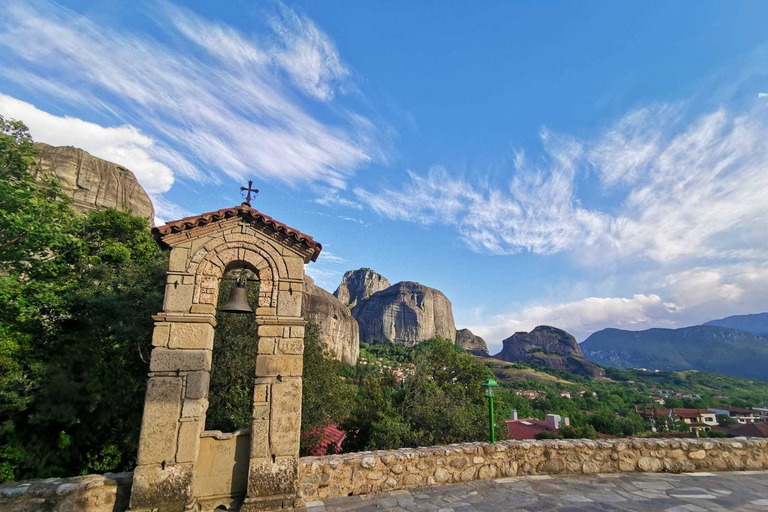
[31,142,154,223]
[302,275,359,365]
[334,268,390,307]
[455,328,489,356]
[351,281,456,346]
[494,325,604,378]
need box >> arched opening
[206,267,260,432]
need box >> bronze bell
[219,280,253,314]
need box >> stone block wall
[298,438,768,501]
[2,438,767,510]
[0,472,132,512]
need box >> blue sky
[2,1,768,352]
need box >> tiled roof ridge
[152,204,322,261]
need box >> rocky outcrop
[351,281,456,346]
[334,268,390,308]
[456,328,489,356]
[32,142,154,223]
[302,276,359,365]
[494,325,604,378]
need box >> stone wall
[0,472,132,512]
[2,438,767,510]
[298,438,768,501]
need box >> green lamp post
[481,378,499,443]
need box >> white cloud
[466,261,768,351]
[469,294,675,351]
[269,4,351,101]
[318,251,346,264]
[356,102,768,267]
[0,94,174,195]
[0,0,379,193]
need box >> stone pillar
[241,279,305,511]
[129,314,215,512]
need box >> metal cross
[240,180,259,206]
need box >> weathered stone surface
[455,328,489,356]
[149,348,211,372]
[302,275,359,365]
[0,473,132,512]
[136,377,182,465]
[32,142,154,223]
[334,268,390,308]
[297,437,768,501]
[130,462,194,510]
[493,325,604,378]
[352,281,457,346]
[270,378,302,457]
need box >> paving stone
[310,471,768,511]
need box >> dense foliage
[206,272,260,433]
[342,339,508,451]
[0,116,164,481]
[300,321,354,455]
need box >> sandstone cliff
[302,275,359,365]
[494,325,604,378]
[32,142,154,223]
[334,268,390,307]
[351,281,456,346]
[456,328,489,356]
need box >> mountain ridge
[581,324,768,381]
[704,312,768,334]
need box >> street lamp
[481,378,499,443]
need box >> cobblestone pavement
[296,471,768,512]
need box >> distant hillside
[493,325,605,378]
[704,312,768,335]
[581,325,768,381]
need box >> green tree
[0,117,165,481]
[717,414,736,426]
[343,338,504,451]
[300,321,354,455]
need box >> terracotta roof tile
[152,204,322,261]
[506,418,558,440]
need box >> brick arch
[192,242,280,309]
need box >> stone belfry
[129,195,321,512]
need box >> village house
[708,406,760,424]
[505,411,570,440]
[516,389,546,400]
[557,390,572,399]
[637,407,719,436]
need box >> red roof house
[506,412,568,440]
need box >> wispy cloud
[356,101,768,266]
[0,1,381,198]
